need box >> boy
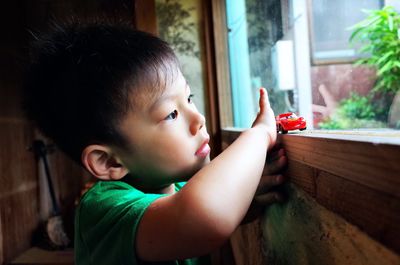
[23,21,286,265]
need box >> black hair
[23,21,180,163]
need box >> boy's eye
[164,110,178,120]
[188,94,194,104]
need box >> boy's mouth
[195,139,211,158]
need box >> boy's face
[116,70,210,190]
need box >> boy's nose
[189,110,205,136]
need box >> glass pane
[226,0,293,128]
[226,0,400,132]
[155,0,206,116]
[311,0,382,62]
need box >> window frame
[209,0,400,255]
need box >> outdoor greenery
[319,93,386,129]
[349,6,400,94]
[156,0,199,58]
[338,93,376,120]
[320,6,400,129]
[246,0,282,53]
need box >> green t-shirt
[75,179,210,265]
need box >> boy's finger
[267,148,285,163]
[260,87,272,110]
[258,87,266,113]
[263,155,287,176]
[254,192,284,206]
[255,174,285,195]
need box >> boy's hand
[251,88,277,149]
[257,147,287,200]
[241,147,287,224]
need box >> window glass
[155,0,206,116]
[226,0,291,128]
[225,0,400,131]
[311,0,382,63]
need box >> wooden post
[133,0,158,35]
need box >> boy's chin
[167,154,211,176]
[179,158,210,180]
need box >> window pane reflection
[226,0,400,131]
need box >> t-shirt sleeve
[75,181,166,265]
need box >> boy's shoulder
[76,180,166,231]
[83,180,187,197]
[78,180,187,212]
[80,180,144,203]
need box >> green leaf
[394,61,400,69]
[389,15,394,31]
[350,5,400,94]
[376,50,394,65]
[349,27,365,42]
[377,61,394,76]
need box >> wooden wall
[222,130,400,265]
[1,2,39,263]
[0,1,139,263]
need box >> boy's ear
[81,145,128,181]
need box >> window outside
[155,0,206,116]
[226,0,400,131]
[310,0,382,63]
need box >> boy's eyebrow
[148,81,189,112]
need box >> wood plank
[0,211,3,265]
[211,0,233,128]
[287,160,400,254]
[202,0,222,158]
[300,130,400,145]
[1,189,39,263]
[231,185,400,265]
[262,185,400,265]
[221,129,400,254]
[0,122,36,194]
[133,0,157,35]
[11,247,73,265]
[230,219,266,265]
[281,134,400,198]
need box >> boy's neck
[158,184,176,195]
[141,184,175,195]
[121,174,175,194]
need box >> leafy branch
[349,6,400,94]
[156,0,199,58]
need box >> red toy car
[276,112,306,134]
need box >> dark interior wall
[1,2,40,263]
[0,1,135,263]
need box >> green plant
[349,6,400,94]
[318,93,386,129]
[318,119,343,130]
[339,93,375,120]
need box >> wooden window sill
[221,128,400,254]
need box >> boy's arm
[136,88,276,261]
